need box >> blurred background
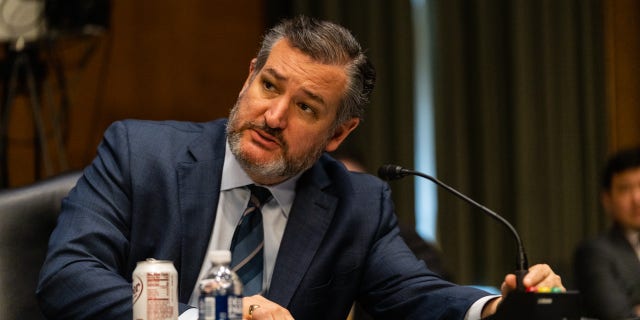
[0,0,638,292]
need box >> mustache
[245,121,286,146]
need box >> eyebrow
[263,67,327,107]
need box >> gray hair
[253,15,376,125]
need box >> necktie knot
[248,185,272,207]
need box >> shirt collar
[221,140,301,217]
[623,228,640,246]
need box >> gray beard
[226,104,328,183]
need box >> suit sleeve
[357,182,490,319]
[36,121,137,318]
[36,121,193,318]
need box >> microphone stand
[379,164,584,320]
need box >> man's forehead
[261,67,328,107]
[612,167,640,184]
[259,41,348,104]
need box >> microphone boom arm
[379,165,529,291]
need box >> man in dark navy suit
[37,16,564,320]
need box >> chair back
[0,171,82,320]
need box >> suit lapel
[266,165,337,307]
[177,121,226,302]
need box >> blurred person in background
[574,146,640,320]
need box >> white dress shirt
[624,229,640,260]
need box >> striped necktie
[230,185,272,295]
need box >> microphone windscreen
[377,164,405,180]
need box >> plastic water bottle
[198,250,243,320]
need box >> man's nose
[264,97,289,129]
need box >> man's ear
[325,118,360,152]
[240,58,258,93]
[249,58,257,73]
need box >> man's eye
[299,103,315,114]
[263,80,275,91]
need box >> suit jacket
[37,119,490,319]
[574,225,640,320]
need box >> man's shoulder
[314,154,386,193]
[100,118,228,160]
[113,118,226,133]
[576,228,629,256]
[103,118,226,143]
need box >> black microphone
[378,164,529,291]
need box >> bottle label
[215,295,228,319]
[199,296,216,320]
[228,296,242,319]
[198,294,242,320]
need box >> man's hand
[501,264,565,294]
[243,295,294,320]
[481,264,565,317]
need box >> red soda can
[132,259,179,320]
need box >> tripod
[0,37,66,187]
